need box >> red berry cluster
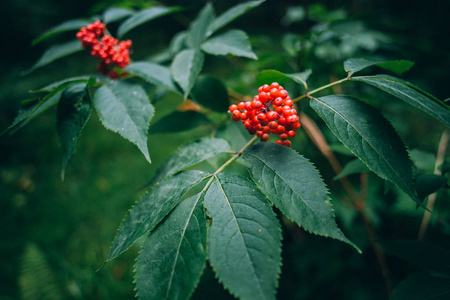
[76,21,132,78]
[229,82,300,147]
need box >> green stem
[293,77,350,102]
[214,136,258,175]
[202,135,258,191]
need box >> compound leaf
[93,80,153,163]
[135,192,207,300]
[57,82,92,180]
[204,173,281,300]
[152,138,230,184]
[118,6,181,38]
[311,95,420,205]
[243,143,359,251]
[206,0,266,37]
[352,75,450,127]
[201,30,257,60]
[108,170,208,261]
[171,49,205,98]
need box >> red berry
[282,140,292,147]
[229,104,238,112]
[287,130,296,138]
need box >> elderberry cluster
[76,21,132,78]
[229,82,300,147]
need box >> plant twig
[418,129,450,240]
[293,77,350,102]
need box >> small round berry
[238,102,245,110]
[269,121,278,129]
[287,115,299,124]
[266,110,278,121]
[285,99,294,106]
[244,101,252,110]
[275,140,283,145]
[229,104,238,112]
[270,82,280,89]
[282,140,292,147]
[251,100,263,109]
[232,110,241,121]
[277,125,286,134]
[258,92,269,102]
[280,133,288,140]
[273,97,284,106]
[287,130,296,138]
[279,90,288,99]
[261,133,270,141]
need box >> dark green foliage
[2,1,449,299]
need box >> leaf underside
[57,83,92,180]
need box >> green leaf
[30,76,91,93]
[243,143,359,251]
[152,138,230,184]
[334,158,369,180]
[117,6,181,38]
[93,80,154,163]
[135,192,207,300]
[171,49,205,98]
[344,58,415,76]
[24,40,83,74]
[415,174,447,200]
[206,0,266,37]
[103,7,135,24]
[255,69,311,89]
[352,75,450,127]
[32,19,92,45]
[149,111,212,133]
[1,79,81,135]
[204,173,281,300]
[186,3,215,48]
[191,76,229,112]
[390,273,450,300]
[201,30,257,60]
[57,83,92,180]
[311,95,420,205]
[107,170,207,261]
[125,62,181,94]
[383,240,450,276]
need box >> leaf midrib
[102,84,142,142]
[215,176,266,300]
[245,152,331,230]
[315,98,415,199]
[165,192,203,297]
